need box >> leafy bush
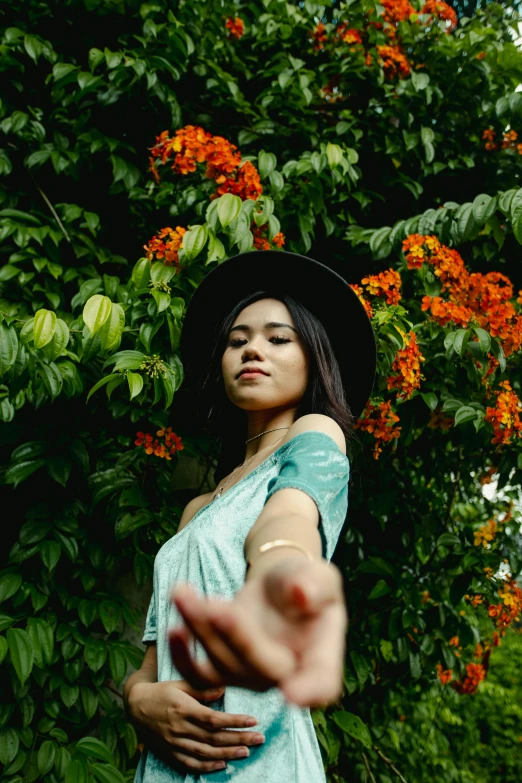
[1,0,521,780]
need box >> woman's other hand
[169,556,348,708]
[124,645,265,774]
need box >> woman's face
[221,298,309,412]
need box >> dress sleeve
[142,581,157,644]
[265,430,350,561]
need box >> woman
[124,250,376,781]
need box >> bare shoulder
[177,492,214,533]
[288,414,346,454]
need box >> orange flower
[336,23,364,44]
[487,579,522,631]
[387,331,425,400]
[482,128,498,151]
[135,428,184,460]
[421,0,458,32]
[149,125,262,203]
[382,0,416,24]
[144,226,187,267]
[311,22,328,50]
[355,399,401,459]
[428,407,453,430]
[436,663,453,685]
[479,466,497,485]
[449,636,459,647]
[484,381,522,446]
[474,519,498,547]
[251,224,286,251]
[361,269,402,305]
[451,662,486,695]
[225,17,245,39]
[350,284,373,319]
[376,45,411,79]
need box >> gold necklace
[213,430,289,501]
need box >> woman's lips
[238,370,267,379]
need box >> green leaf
[65,758,89,783]
[127,371,143,400]
[26,618,53,667]
[55,746,71,779]
[0,573,22,603]
[103,350,146,371]
[131,257,150,289]
[91,763,127,783]
[109,644,127,684]
[78,599,97,627]
[83,295,112,336]
[33,309,57,349]
[331,711,372,749]
[473,327,491,354]
[97,303,125,352]
[258,150,277,178]
[454,406,478,425]
[84,638,107,672]
[421,392,438,411]
[86,373,121,403]
[81,688,99,720]
[100,600,120,634]
[60,683,79,708]
[350,650,370,686]
[0,636,7,664]
[181,224,208,262]
[0,728,19,765]
[0,324,18,376]
[455,203,475,242]
[76,737,114,764]
[368,579,392,599]
[37,740,56,776]
[437,533,460,547]
[472,193,497,224]
[6,628,34,685]
[217,193,242,228]
[41,540,61,571]
[41,318,70,361]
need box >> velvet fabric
[134,431,350,782]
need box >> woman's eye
[269,336,291,344]
[228,338,247,347]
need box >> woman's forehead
[232,297,293,327]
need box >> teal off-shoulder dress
[134,430,350,783]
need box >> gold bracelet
[247,539,315,568]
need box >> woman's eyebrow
[229,321,298,333]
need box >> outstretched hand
[168,558,348,708]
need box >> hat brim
[180,250,376,419]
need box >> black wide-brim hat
[180,250,376,419]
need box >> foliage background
[1,0,522,781]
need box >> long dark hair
[196,290,358,483]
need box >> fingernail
[235,748,249,758]
[245,718,257,726]
[214,762,226,769]
[251,734,266,744]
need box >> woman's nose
[241,339,264,361]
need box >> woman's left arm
[169,416,349,708]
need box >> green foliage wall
[1,0,522,781]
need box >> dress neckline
[174,430,347,538]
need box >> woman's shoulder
[177,491,214,533]
[284,414,346,455]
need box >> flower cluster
[336,23,364,45]
[252,224,285,251]
[144,226,186,267]
[355,399,401,459]
[376,45,411,79]
[427,407,453,430]
[349,284,373,319]
[225,17,245,39]
[149,125,262,201]
[382,0,415,24]
[404,234,522,360]
[361,269,402,305]
[474,518,497,548]
[482,128,522,154]
[421,0,458,32]
[135,427,184,460]
[451,661,487,695]
[487,578,522,631]
[484,380,522,446]
[436,663,453,685]
[387,330,425,400]
[311,21,328,50]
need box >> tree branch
[362,752,378,783]
[373,746,409,783]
